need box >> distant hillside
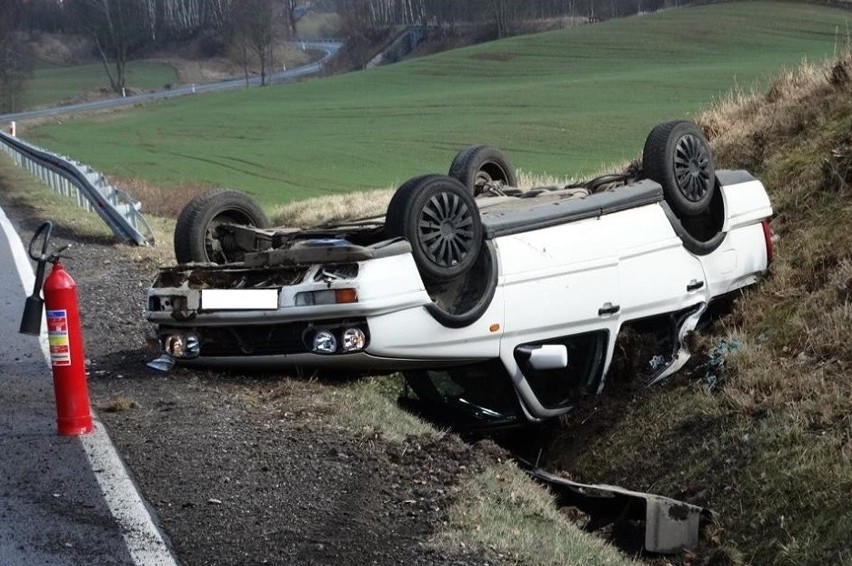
[25,1,852,210]
[546,50,852,565]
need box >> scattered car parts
[525,465,717,554]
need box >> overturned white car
[147,121,773,423]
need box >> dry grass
[270,187,395,227]
[696,50,852,425]
[245,374,439,444]
[557,50,852,566]
[434,460,638,566]
[99,396,141,413]
[699,53,852,564]
[266,167,626,229]
[115,176,216,219]
[699,51,852,175]
[313,375,440,443]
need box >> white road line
[0,204,179,566]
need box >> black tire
[174,190,269,264]
[449,145,518,196]
[385,175,483,283]
[643,120,716,217]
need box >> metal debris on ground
[524,466,717,554]
[702,339,741,390]
[648,355,667,370]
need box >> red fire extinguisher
[20,222,93,436]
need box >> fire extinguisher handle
[28,221,53,262]
[28,222,72,264]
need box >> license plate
[201,289,279,310]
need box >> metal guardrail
[0,39,344,245]
[0,131,153,246]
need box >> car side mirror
[527,345,568,370]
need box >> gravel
[2,201,504,566]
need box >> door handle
[687,280,705,292]
[598,302,620,316]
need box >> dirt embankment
[542,52,852,566]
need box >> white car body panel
[147,171,773,421]
[722,179,773,232]
[365,294,504,359]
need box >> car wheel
[174,190,269,264]
[385,175,483,283]
[449,145,518,196]
[643,120,716,217]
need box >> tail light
[761,219,774,265]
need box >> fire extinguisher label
[47,309,71,366]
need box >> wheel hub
[674,134,711,202]
[419,193,474,268]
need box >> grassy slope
[22,62,180,110]
[546,53,852,565]
[26,2,852,206]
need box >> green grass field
[22,62,180,110]
[26,2,852,206]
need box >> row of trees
[17,0,304,45]
[19,0,236,42]
[6,0,296,99]
[0,0,29,112]
[334,0,688,37]
[1,0,695,111]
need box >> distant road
[0,40,342,123]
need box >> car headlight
[341,328,366,352]
[312,330,337,354]
[162,332,200,359]
[305,324,369,355]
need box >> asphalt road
[0,40,342,123]
[0,204,177,566]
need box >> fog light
[341,328,366,352]
[162,333,200,359]
[312,330,337,354]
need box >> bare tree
[66,0,149,93]
[491,0,510,38]
[209,0,234,37]
[232,0,276,86]
[283,0,300,38]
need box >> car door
[614,205,707,320]
[496,215,621,419]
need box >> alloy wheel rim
[418,192,475,267]
[674,134,712,202]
